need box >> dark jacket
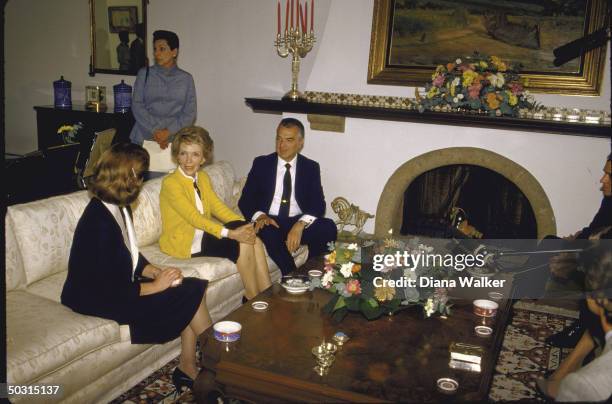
[238,153,326,219]
[61,198,149,324]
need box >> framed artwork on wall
[108,6,138,33]
[368,0,607,95]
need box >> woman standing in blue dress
[129,30,196,149]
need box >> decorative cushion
[133,177,163,247]
[7,191,90,286]
[7,291,121,385]
[204,161,235,205]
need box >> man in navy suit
[239,118,337,275]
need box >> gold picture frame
[368,0,607,96]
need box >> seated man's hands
[153,128,171,149]
[549,252,578,281]
[254,213,279,233]
[286,221,306,253]
[229,223,256,245]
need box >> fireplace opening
[400,164,537,238]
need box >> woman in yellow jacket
[159,126,271,299]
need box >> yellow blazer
[159,169,243,259]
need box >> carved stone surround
[374,147,557,239]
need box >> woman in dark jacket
[61,143,207,392]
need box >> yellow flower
[486,92,501,109]
[490,56,507,72]
[432,65,445,79]
[426,87,439,99]
[325,250,336,265]
[374,285,396,302]
[462,70,478,87]
[342,249,353,261]
[57,125,73,134]
[507,91,518,106]
[479,61,488,69]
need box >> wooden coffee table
[195,276,513,402]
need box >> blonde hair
[88,143,149,205]
[171,126,214,165]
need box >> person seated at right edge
[536,241,612,401]
[238,118,337,275]
[543,154,611,348]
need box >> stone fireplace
[374,147,557,238]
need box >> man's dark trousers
[258,214,337,275]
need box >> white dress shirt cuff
[252,211,266,222]
[221,228,229,238]
[299,215,316,227]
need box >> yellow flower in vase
[374,285,396,302]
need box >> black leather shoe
[241,295,248,304]
[172,367,194,392]
[545,320,583,348]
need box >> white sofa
[5,161,308,403]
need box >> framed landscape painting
[368,0,607,95]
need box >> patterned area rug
[489,301,579,402]
[111,300,578,403]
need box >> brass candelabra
[275,28,315,101]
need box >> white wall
[5,0,610,235]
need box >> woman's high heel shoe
[172,367,194,392]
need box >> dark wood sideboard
[34,105,134,150]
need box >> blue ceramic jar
[53,76,72,109]
[113,80,132,113]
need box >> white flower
[488,74,498,87]
[452,77,461,87]
[453,97,458,103]
[457,94,464,100]
[495,72,505,88]
[322,270,334,287]
[455,58,462,64]
[340,263,354,278]
[424,298,435,318]
[347,243,359,251]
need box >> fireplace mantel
[245,97,611,138]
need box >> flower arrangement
[57,122,84,144]
[317,238,454,322]
[417,54,536,117]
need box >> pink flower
[509,83,523,95]
[324,264,334,272]
[346,279,362,295]
[432,74,445,87]
[467,83,482,100]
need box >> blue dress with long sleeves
[129,64,197,144]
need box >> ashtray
[474,325,493,337]
[213,321,242,342]
[281,276,310,294]
[473,299,498,317]
[437,377,458,394]
[251,301,268,311]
